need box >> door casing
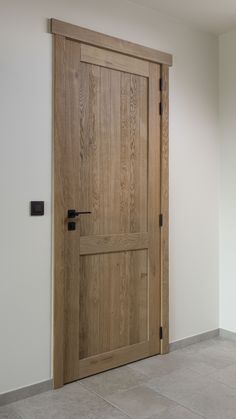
[51,18,171,389]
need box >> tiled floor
[1,338,236,418]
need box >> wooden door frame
[51,18,172,389]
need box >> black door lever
[68,209,92,219]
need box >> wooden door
[53,20,170,388]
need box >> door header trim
[50,19,173,66]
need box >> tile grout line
[80,380,149,397]
[140,383,207,419]
[207,374,236,393]
[78,382,134,418]
[3,336,236,415]
[2,332,236,408]
[79,380,207,419]
[165,398,207,419]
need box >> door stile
[63,40,82,383]
[54,34,66,389]
[160,64,169,354]
[148,63,161,355]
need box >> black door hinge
[159,102,163,116]
[160,326,163,340]
[159,213,163,227]
[159,78,164,91]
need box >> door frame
[51,18,172,389]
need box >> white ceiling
[129,0,236,34]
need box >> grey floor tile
[129,351,188,378]
[177,341,236,377]
[191,349,236,373]
[80,365,148,397]
[183,338,236,362]
[145,367,214,402]
[180,339,220,354]
[0,407,22,419]
[203,342,236,358]
[130,345,227,379]
[183,357,220,376]
[147,366,236,419]
[209,364,236,389]
[1,383,128,419]
[3,338,236,419]
[147,405,204,418]
[211,338,236,354]
[178,380,236,419]
[106,385,177,419]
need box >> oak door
[55,37,162,384]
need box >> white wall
[219,30,236,333]
[0,0,219,394]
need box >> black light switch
[30,201,44,216]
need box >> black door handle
[68,209,92,219]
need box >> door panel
[79,63,148,236]
[79,249,148,359]
[61,38,161,383]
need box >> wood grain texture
[53,27,170,387]
[80,233,149,255]
[79,65,148,237]
[148,63,161,355]
[63,39,81,383]
[51,19,173,66]
[76,61,161,376]
[79,250,148,360]
[80,44,149,76]
[160,65,169,355]
[53,34,66,389]
[78,342,149,379]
